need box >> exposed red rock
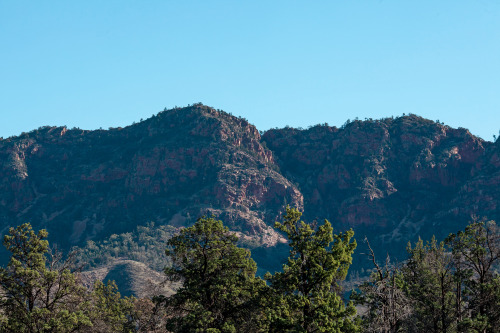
[262,115,498,252]
[0,105,302,250]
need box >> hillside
[80,259,178,298]
[1,105,498,282]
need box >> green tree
[84,280,135,333]
[0,223,92,332]
[446,220,500,333]
[159,216,266,333]
[403,237,455,333]
[264,207,359,333]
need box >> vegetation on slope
[74,222,177,272]
[1,209,499,332]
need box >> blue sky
[1,1,499,140]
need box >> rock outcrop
[0,105,302,254]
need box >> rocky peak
[0,105,301,255]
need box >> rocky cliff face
[0,105,302,253]
[262,115,498,258]
[0,107,498,272]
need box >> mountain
[0,104,301,254]
[263,116,499,271]
[264,116,499,237]
[1,105,498,282]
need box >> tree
[159,216,266,333]
[84,280,135,333]
[351,238,411,333]
[0,223,92,332]
[354,220,500,333]
[128,297,169,333]
[446,220,500,333]
[264,207,359,333]
[403,237,455,333]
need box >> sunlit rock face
[0,104,302,252]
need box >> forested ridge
[1,207,499,332]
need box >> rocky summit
[1,104,499,273]
[0,105,301,253]
[263,116,499,270]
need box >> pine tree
[84,280,135,333]
[264,207,359,333]
[446,221,500,333]
[0,223,92,332]
[403,237,455,333]
[159,216,266,333]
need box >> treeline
[0,207,499,332]
[353,220,500,333]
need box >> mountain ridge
[1,105,498,277]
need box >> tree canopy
[355,220,500,333]
[159,216,266,333]
[264,206,359,333]
[2,214,498,333]
[0,223,91,332]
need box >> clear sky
[1,1,499,140]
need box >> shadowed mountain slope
[263,116,499,265]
